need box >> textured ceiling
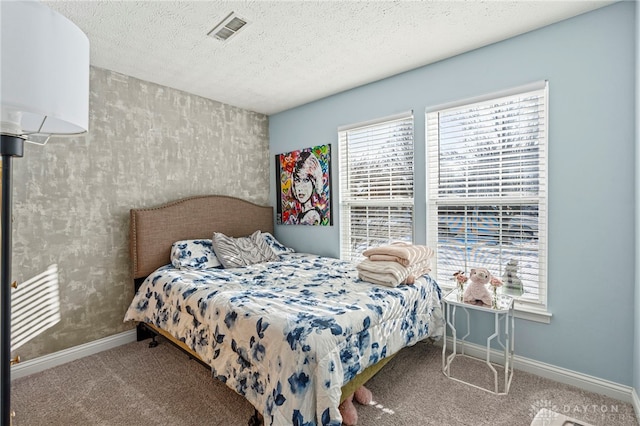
[43,0,613,115]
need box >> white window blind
[426,82,548,309]
[339,112,414,261]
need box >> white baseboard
[11,329,137,380]
[632,387,640,423]
[437,337,634,403]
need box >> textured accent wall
[634,0,640,397]
[11,67,269,360]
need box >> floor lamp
[0,2,89,424]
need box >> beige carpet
[10,338,638,426]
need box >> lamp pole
[1,2,89,422]
[1,135,23,426]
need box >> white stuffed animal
[463,267,493,306]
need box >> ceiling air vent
[208,12,248,42]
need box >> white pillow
[170,239,222,270]
[211,231,278,269]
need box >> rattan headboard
[130,195,274,279]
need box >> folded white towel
[356,258,431,287]
[358,270,402,287]
[362,242,434,266]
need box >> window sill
[513,301,552,324]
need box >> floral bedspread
[124,253,444,426]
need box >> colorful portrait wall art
[275,144,332,226]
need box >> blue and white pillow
[262,232,295,255]
[170,239,222,270]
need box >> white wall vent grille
[208,12,248,42]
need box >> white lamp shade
[1,0,89,136]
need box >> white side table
[441,288,515,395]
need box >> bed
[124,195,444,426]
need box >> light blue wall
[270,3,636,386]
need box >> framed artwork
[275,144,332,226]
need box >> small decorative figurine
[502,259,524,296]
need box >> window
[339,112,414,261]
[426,82,549,317]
